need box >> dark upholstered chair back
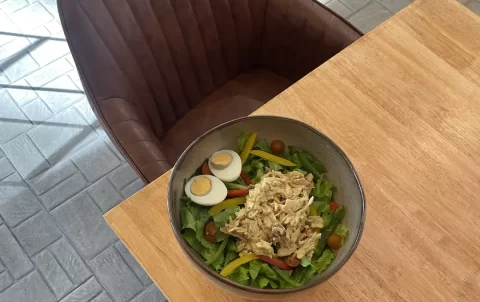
[59,0,361,182]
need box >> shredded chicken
[221,170,323,260]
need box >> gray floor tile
[37,76,84,113]
[2,134,49,179]
[51,192,117,260]
[131,285,167,302]
[467,1,480,14]
[327,0,354,18]
[13,210,62,255]
[0,224,34,280]
[27,159,77,195]
[91,291,114,302]
[0,157,14,181]
[2,53,40,82]
[108,163,139,190]
[28,107,94,164]
[0,271,55,302]
[40,171,88,210]
[25,58,72,87]
[88,178,124,213]
[0,0,29,14]
[115,242,152,286]
[121,179,145,198]
[59,277,102,302]
[21,98,54,123]
[89,247,143,302]
[28,40,70,67]
[48,237,92,286]
[0,271,13,292]
[376,0,411,14]
[0,173,41,227]
[32,249,74,299]
[0,91,33,144]
[6,79,38,106]
[339,0,371,12]
[348,1,392,33]
[71,140,122,182]
[10,2,54,30]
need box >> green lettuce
[180,207,196,231]
[257,276,278,289]
[237,133,250,151]
[213,206,239,227]
[253,139,271,152]
[228,266,249,285]
[248,260,262,280]
[312,249,336,272]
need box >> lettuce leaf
[248,260,262,280]
[257,276,278,289]
[268,161,283,171]
[180,207,196,231]
[237,133,250,151]
[224,240,238,266]
[334,223,348,244]
[253,139,271,152]
[213,206,239,227]
[312,249,336,272]
[259,263,278,280]
[292,265,316,284]
[272,267,301,287]
[228,266,249,285]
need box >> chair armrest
[95,97,171,183]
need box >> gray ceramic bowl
[167,116,365,300]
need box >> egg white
[184,175,227,206]
[208,150,242,182]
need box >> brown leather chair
[59,0,362,183]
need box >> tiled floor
[0,0,478,301]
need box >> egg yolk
[190,176,212,196]
[210,152,232,169]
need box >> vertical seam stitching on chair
[187,0,215,95]
[258,0,269,68]
[125,0,177,130]
[169,0,204,101]
[207,0,229,80]
[226,0,240,73]
[102,0,165,135]
[150,1,192,111]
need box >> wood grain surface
[105,0,480,301]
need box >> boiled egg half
[208,150,242,182]
[184,175,227,206]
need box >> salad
[180,133,348,289]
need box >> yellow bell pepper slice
[240,133,257,165]
[220,254,258,277]
[250,150,297,167]
[208,197,246,216]
[309,206,318,216]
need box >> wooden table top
[105,0,480,301]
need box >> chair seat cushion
[161,69,292,164]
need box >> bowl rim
[167,115,366,294]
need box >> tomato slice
[258,255,293,270]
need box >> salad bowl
[167,116,365,300]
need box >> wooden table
[105,0,480,300]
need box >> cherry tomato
[327,234,342,250]
[329,201,339,213]
[204,221,217,243]
[201,162,212,175]
[270,140,285,154]
[258,255,293,270]
[284,254,301,267]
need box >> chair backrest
[59,0,268,138]
[59,0,361,182]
